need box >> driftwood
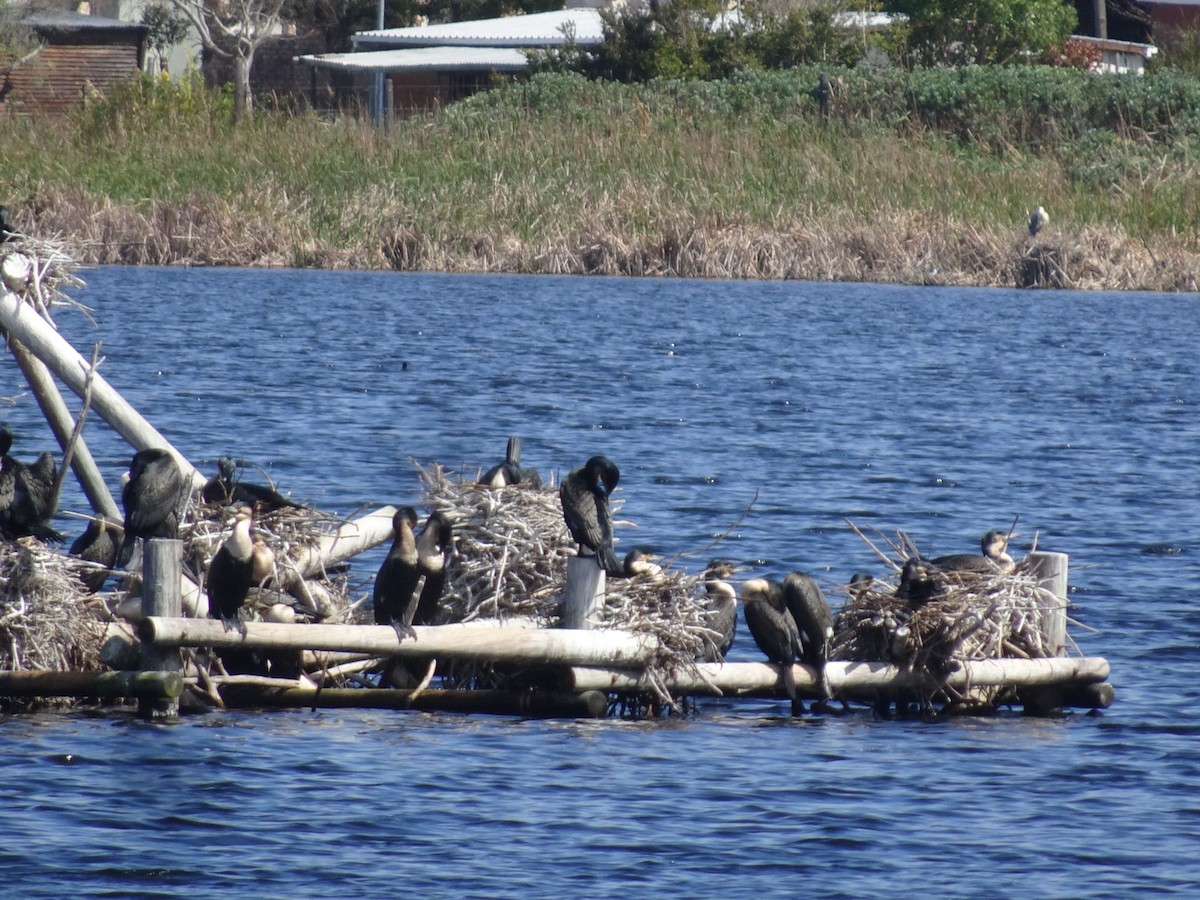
[0,669,182,699]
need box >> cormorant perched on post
[413,510,454,626]
[700,559,738,662]
[201,456,303,512]
[207,506,255,631]
[931,529,1016,574]
[741,577,805,714]
[116,448,188,567]
[895,557,942,608]
[782,571,835,704]
[69,515,123,593]
[623,546,663,579]
[559,454,623,577]
[373,506,421,641]
[1029,206,1049,236]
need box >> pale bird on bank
[1029,206,1049,237]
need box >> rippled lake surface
[2,268,1199,897]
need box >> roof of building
[24,10,147,35]
[297,45,534,73]
[354,9,604,49]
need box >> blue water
[2,268,1198,897]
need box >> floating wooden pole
[214,684,609,718]
[7,338,120,520]
[0,289,202,487]
[568,657,1111,698]
[0,669,182,700]
[140,617,658,666]
[562,556,605,629]
[139,539,183,719]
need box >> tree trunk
[233,53,252,120]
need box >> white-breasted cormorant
[207,506,255,630]
[201,456,303,512]
[117,448,188,567]
[413,510,454,626]
[782,571,835,703]
[931,530,1015,574]
[623,545,663,579]
[69,514,123,593]
[251,534,276,587]
[373,506,421,641]
[559,454,623,577]
[700,559,737,662]
[741,576,804,713]
[1029,206,1049,236]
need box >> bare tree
[168,0,288,118]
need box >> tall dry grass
[2,70,1198,290]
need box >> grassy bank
[2,67,1198,290]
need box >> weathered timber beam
[568,657,1111,697]
[0,669,182,700]
[0,289,202,486]
[213,685,610,718]
[277,505,397,589]
[140,618,659,666]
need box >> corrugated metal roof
[354,9,603,49]
[297,46,533,73]
[24,11,147,34]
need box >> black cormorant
[895,557,943,608]
[207,506,255,631]
[201,456,302,512]
[1029,206,1049,236]
[117,448,188,567]
[700,559,737,661]
[0,427,62,540]
[623,545,663,579]
[931,530,1015,574]
[559,454,623,577]
[0,206,16,243]
[741,577,805,713]
[69,514,122,592]
[413,510,454,626]
[373,506,421,641]
[480,436,523,487]
[782,571,835,703]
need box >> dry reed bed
[19,187,1200,291]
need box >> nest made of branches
[0,540,106,680]
[832,527,1068,706]
[418,462,720,705]
[1,235,88,323]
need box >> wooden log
[1019,680,1116,715]
[567,657,1111,697]
[277,506,398,590]
[1029,550,1069,656]
[8,339,120,520]
[562,556,605,629]
[0,289,202,487]
[139,539,183,719]
[216,684,609,718]
[0,669,182,700]
[140,617,658,666]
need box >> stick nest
[418,463,717,704]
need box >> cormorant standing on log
[701,560,738,662]
[931,529,1016,574]
[201,456,303,512]
[117,448,188,567]
[895,557,942,608]
[559,454,623,577]
[782,571,835,705]
[741,577,805,714]
[413,510,454,626]
[373,506,421,641]
[207,506,255,631]
[69,514,123,592]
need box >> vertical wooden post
[562,556,605,630]
[1029,551,1068,657]
[139,538,183,719]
